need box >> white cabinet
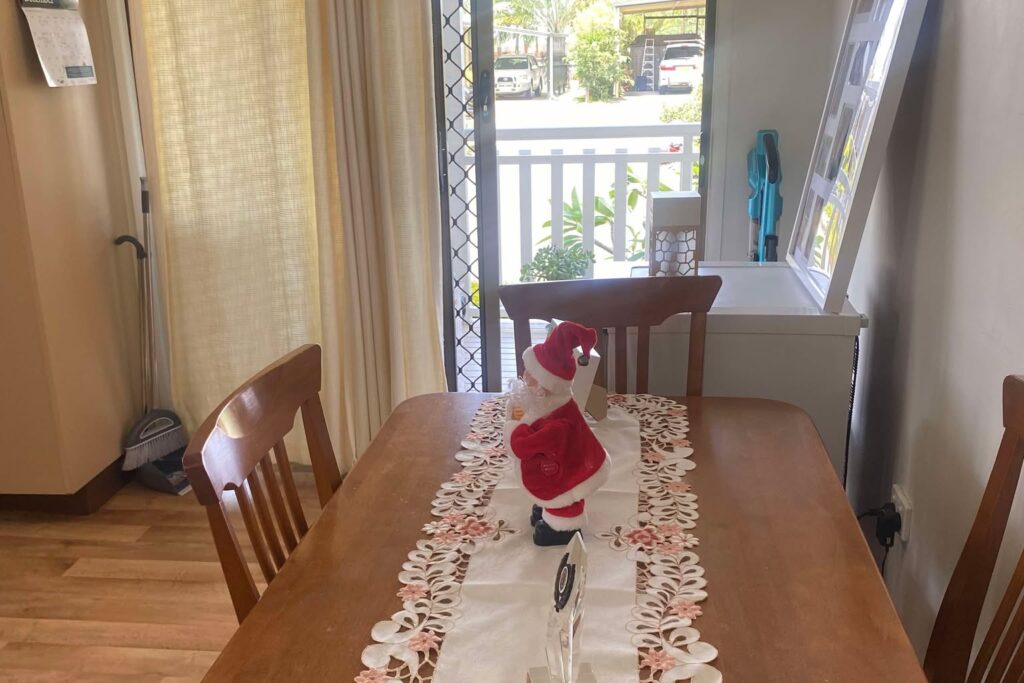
[643,262,864,477]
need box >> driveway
[494,85,699,129]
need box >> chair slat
[594,330,609,390]
[969,549,1024,682]
[206,501,258,622]
[274,441,309,536]
[636,326,651,394]
[236,483,276,584]
[259,456,298,553]
[513,317,532,378]
[301,394,344,507]
[687,312,708,397]
[998,632,1024,683]
[248,472,286,569]
[614,327,628,393]
[982,597,1024,683]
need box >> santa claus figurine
[505,321,611,546]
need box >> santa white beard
[516,389,572,425]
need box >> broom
[115,178,188,472]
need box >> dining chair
[924,375,1024,682]
[499,276,722,396]
[183,344,343,623]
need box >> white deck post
[518,150,533,266]
[582,148,596,275]
[550,149,564,249]
[613,149,628,260]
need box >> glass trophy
[528,533,597,683]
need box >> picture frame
[787,0,929,314]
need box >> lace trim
[355,397,514,683]
[355,395,721,683]
[598,394,721,683]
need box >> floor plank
[0,618,234,652]
[62,558,260,583]
[0,669,167,683]
[0,643,217,678]
[0,470,321,681]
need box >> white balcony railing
[495,124,702,278]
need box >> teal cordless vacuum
[746,130,783,262]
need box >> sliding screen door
[432,0,502,392]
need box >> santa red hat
[523,321,598,394]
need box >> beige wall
[706,0,844,259]
[848,0,1024,654]
[0,3,136,494]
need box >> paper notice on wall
[19,0,96,88]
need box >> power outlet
[892,485,913,543]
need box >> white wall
[847,0,1024,654]
[705,0,845,260]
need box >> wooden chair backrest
[499,276,722,396]
[183,344,343,622]
[925,376,1024,682]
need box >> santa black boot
[530,504,543,527]
[533,519,580,546]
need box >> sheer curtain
[131,0,446,470]
[306,0,447,459]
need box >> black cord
[858,504,898,574]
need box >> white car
[658,42,704,94]
[494,55,545,98]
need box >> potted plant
[520,245,595,283]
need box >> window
[495,56,529,69]
[663,46,703,61]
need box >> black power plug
[873,503,902,549]
[858,503,903,573]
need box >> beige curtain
[306,0,448,462]
[132,0,446,470]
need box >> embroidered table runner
[356,395,721,683]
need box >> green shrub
[569,25,628,102]
[520,245,595,283]
[659,82,704,123]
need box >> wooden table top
[204,393,925,682]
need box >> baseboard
[0,456,132,515]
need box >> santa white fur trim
[523,346,573,394]
[542,508,587,531]
[513,452,612,509]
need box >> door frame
[433,0,502,392]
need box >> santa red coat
[509,398,610,508]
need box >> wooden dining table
[203,393,926,682]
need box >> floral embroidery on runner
[598,394,722,683]
[357,397,515,682]
[356,395,721,683]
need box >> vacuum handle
[763,134,781,184]
[114,234,147,260]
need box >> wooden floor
[0,470,321,682]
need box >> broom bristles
[123,425,188,471]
